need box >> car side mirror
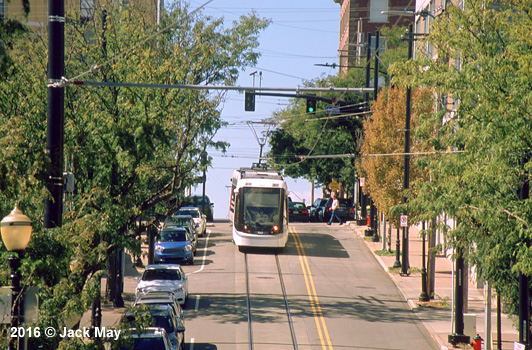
[177,325,186,333]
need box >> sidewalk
[348,221,519,350]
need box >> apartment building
[334,0,412,74]
[1,0,163,31]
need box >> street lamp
[1,205,32,350]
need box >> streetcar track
[244,251,298,350]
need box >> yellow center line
[290,226,334,350]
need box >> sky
[187,0,342,219]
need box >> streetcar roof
[233,167,283,181]
[234,177,287,190]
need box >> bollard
[472,334,483,350]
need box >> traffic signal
[306,98,317,114]
[245,90,255,111]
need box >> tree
[268,26,409,194]
[268,73,366,193]
[390,0,532,316]
[359,86,433,227]
[0,1,269,348]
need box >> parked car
[136,264,189,305]
[134,290,185,315]
[162,215,198,251]
[154,229,195,265]
[122,304,185,350]
[184,195,214,222]
[308,198,328,222]
[116,327,173,350]
[174,207,207,236]
[288,201,309,222]
[316,198,354,222]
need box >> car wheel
[318,210,324,222]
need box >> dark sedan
[288,202,309,222]
[315,198,354,222]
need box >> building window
[370,0,388,22]
[81,0,95,21]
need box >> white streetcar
[229,163,289,249]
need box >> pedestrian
[327,192,343,225]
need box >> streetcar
[229,163,289,249]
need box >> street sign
[325,105,340,114]
[400,215,408,227]
[514,342,526,350]
[329,180,340,192]
[359,177,365,187]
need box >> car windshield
[290,203,306,210]
[176,209,199,218]
[165,217,192,226]
[152,315,174,333]
[131,337,166,350]
[160,230,187,242]
[142,269,182,281]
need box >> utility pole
[45,0,65,229]
[401,24,413,276]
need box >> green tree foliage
[359,87,432,227]
[0,1,268,348]
[390,0,532,316]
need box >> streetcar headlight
[271,225,279,234]
[244,225,250,233]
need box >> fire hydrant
[366,215,370,226]
[472,334,483,350]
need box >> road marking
[290,226,334,350]
[191,229,211,274]
[189,337,195,350]
[195,295,201,312]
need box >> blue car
[155,227,194,265]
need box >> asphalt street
[178,221,439,350]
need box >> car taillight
[302,209,308,214]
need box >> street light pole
[401,24,413,276]
[1,206,33,350]
[419,221,430,301]
[448,246,471,346]
[518,154,530,349]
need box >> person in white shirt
[327,192,343,225]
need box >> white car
[175,207,207,236]
[135,264,188,305]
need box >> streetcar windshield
[235,187,284,233]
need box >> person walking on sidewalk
[327,192,343,225]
